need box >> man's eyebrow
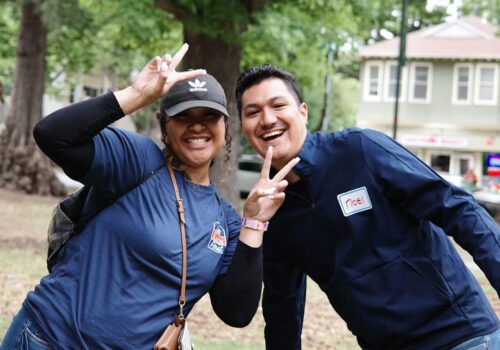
[243,103,260,111]
[243,96,287,111]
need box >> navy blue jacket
[263,129,500,349]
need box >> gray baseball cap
[160,74,229,117]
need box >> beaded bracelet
[241,217,269,232]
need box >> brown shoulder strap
[166,162,187,313]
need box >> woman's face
[165,107,226,172]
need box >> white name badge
[337,187,372,217]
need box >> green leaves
[0,2,19,83]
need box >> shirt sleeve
[209,241,263,327]
[361,129,500,296]
[33,92,124,179]
[262,229,307,349]
[217,200,242,274]
[80,127,163,200]
[208,201,263,327]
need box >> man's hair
[235,64,303,119]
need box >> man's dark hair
[235,64,303,119]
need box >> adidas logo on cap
[188,79,207,92]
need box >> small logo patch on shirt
[208,222,227,254]
[337,187,372,217]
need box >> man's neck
[285,170,301,184]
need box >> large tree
[0,0,180,196]
[155,0,271,207]
[0,1,65,195]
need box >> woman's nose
[189,122,206,132]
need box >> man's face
[240,78,307,169]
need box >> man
[236,64,500,349]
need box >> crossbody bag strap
[166,162,187,316]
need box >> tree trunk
[0,2,65,196]
[182,31,242,209]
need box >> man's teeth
[262,130,284,140]
[187,138,208,144]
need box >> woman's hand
[242,146,300,223]
[114,43,206,115]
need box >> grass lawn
[0,188,498,349]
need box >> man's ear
[299,102,308,124]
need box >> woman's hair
[157,110,232,169]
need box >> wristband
[242,217,269,232]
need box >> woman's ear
[162,121,170,144]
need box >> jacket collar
[292,132,318,178]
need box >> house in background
[0,70,137,133]
[357,16,500,190]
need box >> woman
[0,44,298,349]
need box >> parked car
[473,190,500,221]
[441,173,500,223]
[237,154,263,198]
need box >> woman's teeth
[186,137,208,144]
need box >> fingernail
[294,157,300,162]
[161,62,168,71]
[202,69,207,74]
[183,43,189,48]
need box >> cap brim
[165,100,229,117]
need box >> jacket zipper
[286,187,317,211]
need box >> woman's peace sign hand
[115,43,206,115]
[242,146,300,223]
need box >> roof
[359,16,500,61]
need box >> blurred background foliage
[0,0,497,141]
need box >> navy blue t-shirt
[24,127,241,349]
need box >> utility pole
[392,0,408,140]
[321,43,335,131]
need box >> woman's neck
[184,165,211,185]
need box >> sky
[426,0,464,19]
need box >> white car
[237,154,263,198]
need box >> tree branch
[154,0,186,21]
[245,0,270,12]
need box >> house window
[83,86,98,98]
[474,64,498,105]
[431,154,450,172]
[452,64,473,104]
[384,61,407,101]
[409,63,432,103]
[363,61,383,101]
[458,156,473,175]
[69,88,75,103]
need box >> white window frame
[363,61,383,101]
[451,63,473,105]
[474,63,498,105]
[383,61,408,102]
[409,62,433,104]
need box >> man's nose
[260,108,277,127]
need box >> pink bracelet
[242,217,269,232]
